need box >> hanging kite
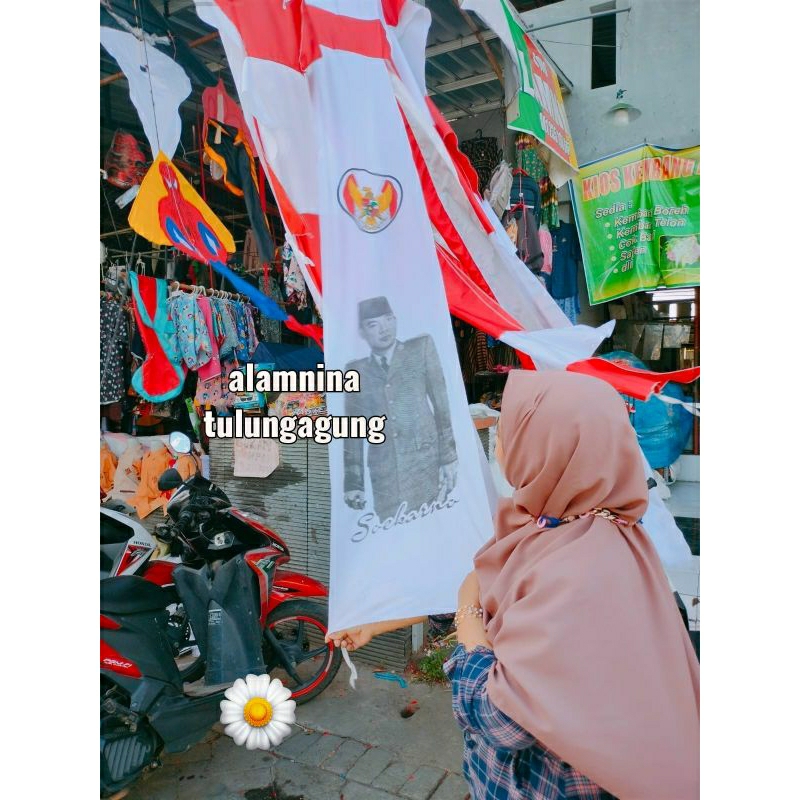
[129,153,322,346]
[100,24,191,161]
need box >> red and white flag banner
[196,0,698,621]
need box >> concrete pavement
[125,662,470,800]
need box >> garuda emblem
[338,169,402,233]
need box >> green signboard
[569,144,700,305]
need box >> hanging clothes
[510,169,542,224]
[131,446,174,518]
[204,118,274,266]
[259,260,284,343]
[517,142,560,229]
[101,298,129,404]
[129,274,186,402]
[460,130,502,193]
[195,359,239,413]
[485,161,513,219]
[539,226,553,276]
[196,295,222,381]
[100,443,118,495]
[233,301,258,362]
[504,206,544,273]
[555,295,580,325]
[463,330,492,385]
[212,297,241,359]
[282,243,308,310]
[539,176,560,230]
[518,146,548,182]
[243,229,261,273]
[168,292,213,370]
[202,79,256,155]
[109,440,144,502]
[550,221,582,300]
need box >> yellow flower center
[243,697,273,728]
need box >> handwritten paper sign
[233,437,280,478]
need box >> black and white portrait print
[343,295,459,522]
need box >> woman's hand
[325,624,376,651]
[458,570,481,609]
[325,617,427,651]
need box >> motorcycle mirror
[157,468,184,492]
[169,431,192,455]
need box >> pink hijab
[475,371,699,799]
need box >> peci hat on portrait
[358,296,393,323]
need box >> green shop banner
[568,144,700,305]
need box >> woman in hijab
[445,370,699,799]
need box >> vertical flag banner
[461,0,578,186]
[568,144,700,305]
[198,0,493,632]
[311,0,493,631]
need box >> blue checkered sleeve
[443,644,537,752]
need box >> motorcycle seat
[101,576,170,614]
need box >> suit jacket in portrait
[344,335,457,520]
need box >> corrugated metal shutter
[209,439,412,671]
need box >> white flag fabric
[310,2,493,631]
[100,26,191,160]
[198,0,493,632]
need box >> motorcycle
[101,432,341,796]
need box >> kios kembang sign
[569,144,700,305]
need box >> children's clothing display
[196,296,222,381]
[130,274,186,402]
[100,298,130,404]
[169,291,212,370]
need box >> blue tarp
[602,350,694,470]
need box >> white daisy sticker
[219,674,296,750]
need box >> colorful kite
[129,152,322,346]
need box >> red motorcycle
[101,436,341,701]
[101,434,341,795]
[151,459,341,700]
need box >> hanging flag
[100,25,191,160]
[129,152,322,346]
[194,0,323,310]
[460,0,578,186]
[198,0,494,632]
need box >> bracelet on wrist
[454,604,483,629]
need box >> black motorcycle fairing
[148,690,226,754]
[165,472,231,524]
[101,576,172,615]
[173,555,267,685]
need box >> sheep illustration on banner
[129,153,322,346]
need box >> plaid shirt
[443,645,616,800]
